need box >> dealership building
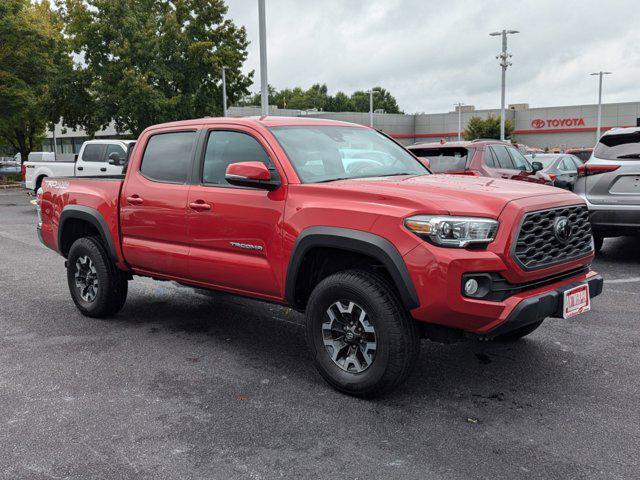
[43,100,640,154]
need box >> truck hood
[318,174,573,217]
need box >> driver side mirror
[225,161,281,190]
[108,152,123,166]
[531,161,543,173]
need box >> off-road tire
[305,269,420,398]
[67,236,128,318]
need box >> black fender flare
[285,226,419,310]
[58,205,118,261]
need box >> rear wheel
[493,320,543,342]
[305,270,419,398]
[66,236,128,318]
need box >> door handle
[189,201,212,211]
[126,195,143,205]
[100,167,107,172]
[77,166,83,171]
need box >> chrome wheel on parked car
[322,300,377,373]
[74,255,99,302]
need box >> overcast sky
[226,0,640,114]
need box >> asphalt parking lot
[0,189,638,480]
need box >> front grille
[512,205,593,270]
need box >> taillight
[577,164,620,177]
[446,170,481,176]
[548,173,556,182]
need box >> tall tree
[463,115,514,140]
[57,0,254,136]
[350,87,402,114]
[0,0,73,161]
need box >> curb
[0,184,22,190]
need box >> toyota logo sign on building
[531,119,545,129]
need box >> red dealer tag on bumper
[562,284,590,319]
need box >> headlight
[404,215,498,248]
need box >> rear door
[76,143,107,176]
[120,128,200,277]
[587,130,640,206]
[186,125,286,299]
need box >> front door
[186,127,286,300]
[120,129,199,278]
[76,143,107,176]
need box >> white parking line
[605,277,640,284]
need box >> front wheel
[66,236,128,318]
[305,270,419,398]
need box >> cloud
[226,0,640,113]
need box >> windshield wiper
[616,153,640,159]
[315,177,352,183]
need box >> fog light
[464,278,479,296]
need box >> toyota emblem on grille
[554,216,573,243]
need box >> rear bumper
[485,274,603,337]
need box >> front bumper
[485,274,603,337]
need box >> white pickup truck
[23,139,135,192]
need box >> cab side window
[82,144,106,162]
[105,144,126,163]
[491,146,515,169]
[140,131,196,184]
[203,131,272,186]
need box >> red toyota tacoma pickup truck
[37,116,603,397]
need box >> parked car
[574,127,640,251]
[526,153,583,190]
[565,148,593,163]
[37,117,602,397]
[23,139,134,192]
[407,140,553,185]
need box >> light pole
[367,89,379,127]
[590,71,612,141]
[258,0,269,116]
[490,29,519,141]
[455,102,464,141]
[221,66,227,117]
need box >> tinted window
[484,148,497,168]
[593,131,640,160]
[82,144,105,162]
[105,144,125,162]
[203,131,271,185]
[491,146,515,169]
[270,126,427,183]
[508,147,530,170]
[570,150,592,162]
[408,147,473,173]
[140,131,195,183]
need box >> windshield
[594,131,640,160]
[269,126,428,183]
[408,147,473,173]
[532,155,559,169]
